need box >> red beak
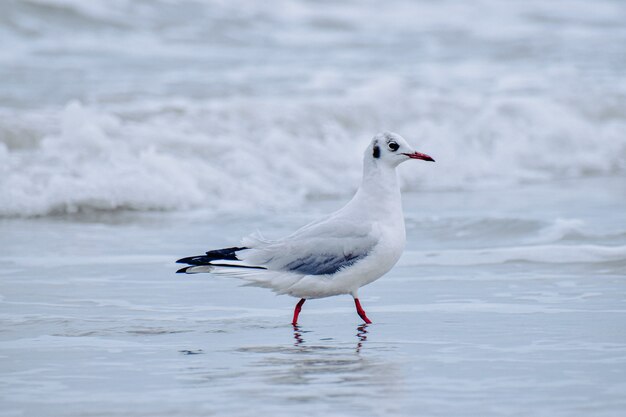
[403,151,435,162]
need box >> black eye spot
[388,141,399,152]
[373,145,380,158]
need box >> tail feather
[176,246,307,296]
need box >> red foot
[354,298,372,324]
[292,298,306,325]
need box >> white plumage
[176,132,434,324]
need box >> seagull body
[177,132,434,324]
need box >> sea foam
[1,0,625,217]
[1,83,625,218]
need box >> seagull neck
[354,162,402,211]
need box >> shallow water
[1,177,625,416]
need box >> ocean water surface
[2,178,626,416]
[1,0,626,416]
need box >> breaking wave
[2,82,626,217]
[1,0,625,217]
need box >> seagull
[176,132,434,324]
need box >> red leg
[354,298,372,324]
[292,298,306,325]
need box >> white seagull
[176,132,434,324]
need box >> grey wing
[239,221,379,276]
[281,246,369,275]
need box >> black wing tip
[176,256,202,265]
[177,247,249,265]
[204,246,248,261]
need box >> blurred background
[1,0,625,216]
[1,1,626,417]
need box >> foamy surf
[2,0,626,217]
[2,89,625,217]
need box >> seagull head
[369,132,435,167]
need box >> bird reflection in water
[355,324,369,353]
[292,324,370,353]
[292,325,306,346]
